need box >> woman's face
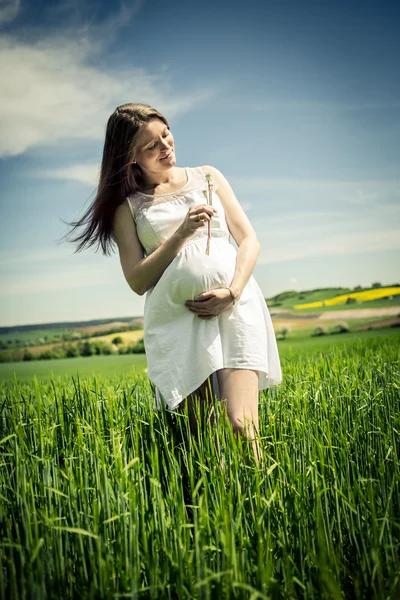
[134,118,175,171]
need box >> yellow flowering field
[293,286,400,309]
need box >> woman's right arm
[112,201,186,295]
[113,200,217,295]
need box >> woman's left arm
[203,165,260,301]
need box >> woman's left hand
[185,288,236,319]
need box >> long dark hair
[59,103,169,256]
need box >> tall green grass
[0,335,399,599]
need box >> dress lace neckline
[136,167,190,198]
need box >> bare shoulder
[200,164,218,178]
[113,198,137,241]
[114,198,128,219]
[114,198,133,222]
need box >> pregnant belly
[170,250,235,304]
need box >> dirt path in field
[356,317,400,330]
[318,307,400,320]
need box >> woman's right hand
[176,204,218,239]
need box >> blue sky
[0,0,399,326]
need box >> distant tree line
[0,323,143,350]
[0,317,143,336]
[0,337,145,363]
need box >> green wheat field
[0,331,399,599]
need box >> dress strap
[126,197,136,221]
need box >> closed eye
[148,132,170,150]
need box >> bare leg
[216,368,262,468]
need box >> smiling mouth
[160,150,173,161]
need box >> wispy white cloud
[0,248,71,267]
[252,100,400,113]
[0,246,102,267]
[230,176,400,207]
[0,257,122,296]
[32,163,101,187]
[229,176,400,264]
[43,0,141,33]
[248,182,400,264]
[252,203,400,233]
[0,2,219,159]
[0,0,20,26]
[256,226,400,265]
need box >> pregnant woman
[66,102,282,466]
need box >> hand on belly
[170,253,234,305]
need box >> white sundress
[126,166,282,412]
